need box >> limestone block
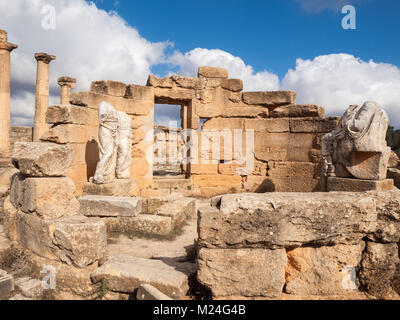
[70,91,123,109]
[221,79,243,92]
[137,284,173,300]
[12,142,73,177]
[270,104,325,118]
[78,195,142,217]
[83,179,139,197]
[285,243,365,296]
[198,248,286,298]
[53,216,107,268]
[125,84,154,100]
[202,118,245,130]
[290,117,339,133]
[155,197,196,225]
[16,210,59,260]
[366,190,400,243]
[0,269,14,299]
[244,118,289,132]
[41,124,98,144]
[0,166,18,185]
[198,192,377,249]
[359,242,400,299]
[10,174,79,220]
[171,75,199,89]
[327,177,394,192]
[46,104,98,126]
[221,105,268,118]
[105,214,173,236]
[192,175,242,189]
[90,80,127,97]
[188,163,218,175]
[345,149,391,180]
[91,254,191,298]
[130,115,149,129]
[268,162,318,179]
[243,91,296,106]
[146,75,174,88]
[154,88,195,104]
[198,66,228,79]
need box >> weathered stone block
[15,277,43,298]
[90,80,127,97]
[125,84,154,100]
[10,174,79,220]
[270,104,325,118]
[198,66,228,79]
[79,195,141,218]
[327,177,394,192]
[83,179,138,197]
[53,216,107,268]
[244,118,289,132]
[220,106,268,118]
[12,142,73,177]
[41,124,98,144]
[290,117,339,133]
[91,254,191,299]
[3,196,18,241]
[359,242,400,299]
[146,75,174,88]
[221,79,243,92]
[285,243,365,296]
[198,248,286,298]
[198,193,377,249]
[243,91,296,106]
[46,104,98,126]
[268,162,318,179]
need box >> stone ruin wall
[41,66,338,197]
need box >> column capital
[58,76,77,89]
[35,52,56,64]
[0,30,17,52]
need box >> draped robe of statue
[93,102,119,184]
[322,101,391,180]
[116,111,132,179]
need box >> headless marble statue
[322,101,391,180]
[93,102,132,184]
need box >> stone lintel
[58,76,77,88]
[35,52,56,64]
[327,177,394,192]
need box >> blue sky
[94,0,400,79]
[2,0,400,127]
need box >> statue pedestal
[83,178,139,197]
[327,177,394,192]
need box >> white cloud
[167,48,280,91]
[1,0,170,125]
[281,54,400,127]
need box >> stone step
[78,195,142,217]
[153,198,196,225]
[91,254,191,299]
[105,214,173,236]
[83,179,139,197]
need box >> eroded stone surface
[285,243,365,296]
[91,254,191,299]
[12,142,73,177]
[78,195,142,217]
[199,192,377,249]
[198,248,286,298]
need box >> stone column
[0,30,17,157]
[33,52,56,141]
[58,76,76,105]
